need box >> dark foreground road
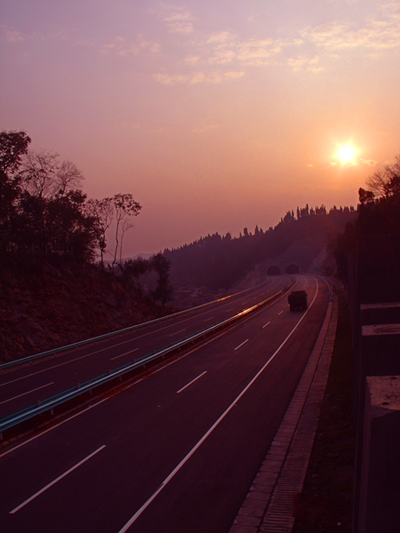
[0,275,329,533]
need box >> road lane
[0,275,328,533]
[0,275,291,417]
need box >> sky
[1,0,399,258]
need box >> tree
[119,220,134,263]
[21,151,84,199]
[330,155,400,281]
[151,253,173,305]
[112,193,142,265]
[56,160,83,196]
[0,130,31,259]
[85,197,114,264]
[21,150,59,199]
[0,130,31,174]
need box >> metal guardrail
[0,278,276,372]
[0,282,293,440]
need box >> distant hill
[164,205,357,291]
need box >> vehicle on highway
[288,290,308,311]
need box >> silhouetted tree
[21,150,59,199]
[85,197,114,264]
[151,253,173,305]
[112,193,142,266]
[331,155,400,281]
[0,130,31,260]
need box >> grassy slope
[293,292,356,532]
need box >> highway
[0,274,329,533]
[0,275,290,418]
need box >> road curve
[0,274,329,533]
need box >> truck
[288,290,308,311]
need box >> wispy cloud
[301,3,400,50]
[153,69,244,85]
[1,25,25,43]
[288,55,324,73]
[152,2,399,85]
[164,8,194,34]
[360,159,378,167]
[101,35,160,56]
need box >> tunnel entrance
[285,264,300,274]
[267,265,282,276]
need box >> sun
[335,144,358,165]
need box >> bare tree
[119,220,134,263]
[85,197,114,264]
[56,160,83,196]
[21,150,59,198]
[112,193,141,265]
[366,155,400,199]
[21,151,85,199]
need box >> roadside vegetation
[331,155,400,281]
[293,291,355,532]
[293,155,399,531]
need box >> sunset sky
[1,1,399,258]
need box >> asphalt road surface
[0,274,329,533]
[0,276,290,418]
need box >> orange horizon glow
[0,1,398,256]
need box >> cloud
[164,9,194,34]
[237,39,275,65]
[206,31,235,44]
[153,73,190,85]
[361,159,378,167]
[0,25,24,43]
[224,70,245,79]
[185,55,200,65]
[288,55,324,72]
[101,35,160,56]
[301,4,400,50]
[204,36,297,68]
[208,48,237,65]
[152,2,398,87]
[154,69,244,85]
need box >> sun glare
[335,144,358,165]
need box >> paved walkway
[229,293,338,533]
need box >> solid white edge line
[176,371,207,394]
[118,278,319,533]
[10,445,106,514]
[0,382,55,406]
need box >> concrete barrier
[359,376,400,533]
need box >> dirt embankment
[0,264,171,364]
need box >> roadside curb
[229,292,338,533]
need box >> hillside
[0,264,173,363]
[165,205,357,291]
